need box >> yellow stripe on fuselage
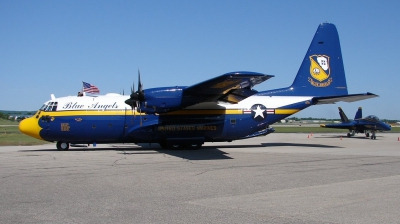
[167,109,243,115]
[274,109,300,115]
[40,108,299,116]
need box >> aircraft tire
[347,133,351,137]
[56,141,69,150]
[187,143,202,149]
[366,133,370,137]
[167,143,181,149]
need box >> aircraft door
[224,118,238,139]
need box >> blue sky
[1,1,399,119]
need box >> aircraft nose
[19,116,43,140]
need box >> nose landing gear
[56,141,70,150]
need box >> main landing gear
[56,141,70,150]
[370,131,376,140]
[347,130,356,137]
[159,142,202,149]
[365,131,376,139]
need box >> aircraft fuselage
[21,94,312,147]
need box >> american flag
[82,82,100,94]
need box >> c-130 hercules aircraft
[19,23,377,150]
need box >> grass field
[0,125,48,146]
[273,125,400,133]
[0,119,399,146]
[0,119,20,125]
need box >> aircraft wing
[312,92,378,105]
[320,123,356,129]
[182,72,273,105]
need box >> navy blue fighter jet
[320,107,391,139]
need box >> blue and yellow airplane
[320,107,391,139]
[19,23,378,150]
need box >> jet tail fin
[354,107,362,120]
[338,107,349,123]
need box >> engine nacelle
[139,86,185,114]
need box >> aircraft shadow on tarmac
[315,134,384,140]
[18,141,343,160]
[260,142,343,148]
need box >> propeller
[125,70,146,126]
[125,70,145,109]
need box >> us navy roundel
[251,104,267,121]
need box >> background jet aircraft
[19,23,378,150]
[320,107,391,139]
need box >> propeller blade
[138,70,142,92]
[125,70,145,109]
[137,70,145,102]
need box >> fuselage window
[230,118,236,125]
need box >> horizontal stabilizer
[312,92,378,105]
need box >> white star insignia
[253,105,264,119]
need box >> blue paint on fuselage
[37,109,296,144]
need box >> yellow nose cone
[19,116,43,140]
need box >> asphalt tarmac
[1,133,400,224]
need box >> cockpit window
[41,102,58,111]
[51,102,58,111]
[366,115,379,122]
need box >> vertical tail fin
[338,107,349,123]
[354,107,362,120]
[291,23,348,96]
[262,23,349,97]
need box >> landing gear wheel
[56,141,69,150]
[347,133,351,137]
[366,133,370,137]
[167,143,181,149]
[187,143,202,149]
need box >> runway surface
[1,133,400,223]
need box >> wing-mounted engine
[124,72,186,114]
[137,86,185,114]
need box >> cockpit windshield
[40,102,58,111]
[365,115,379,122]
